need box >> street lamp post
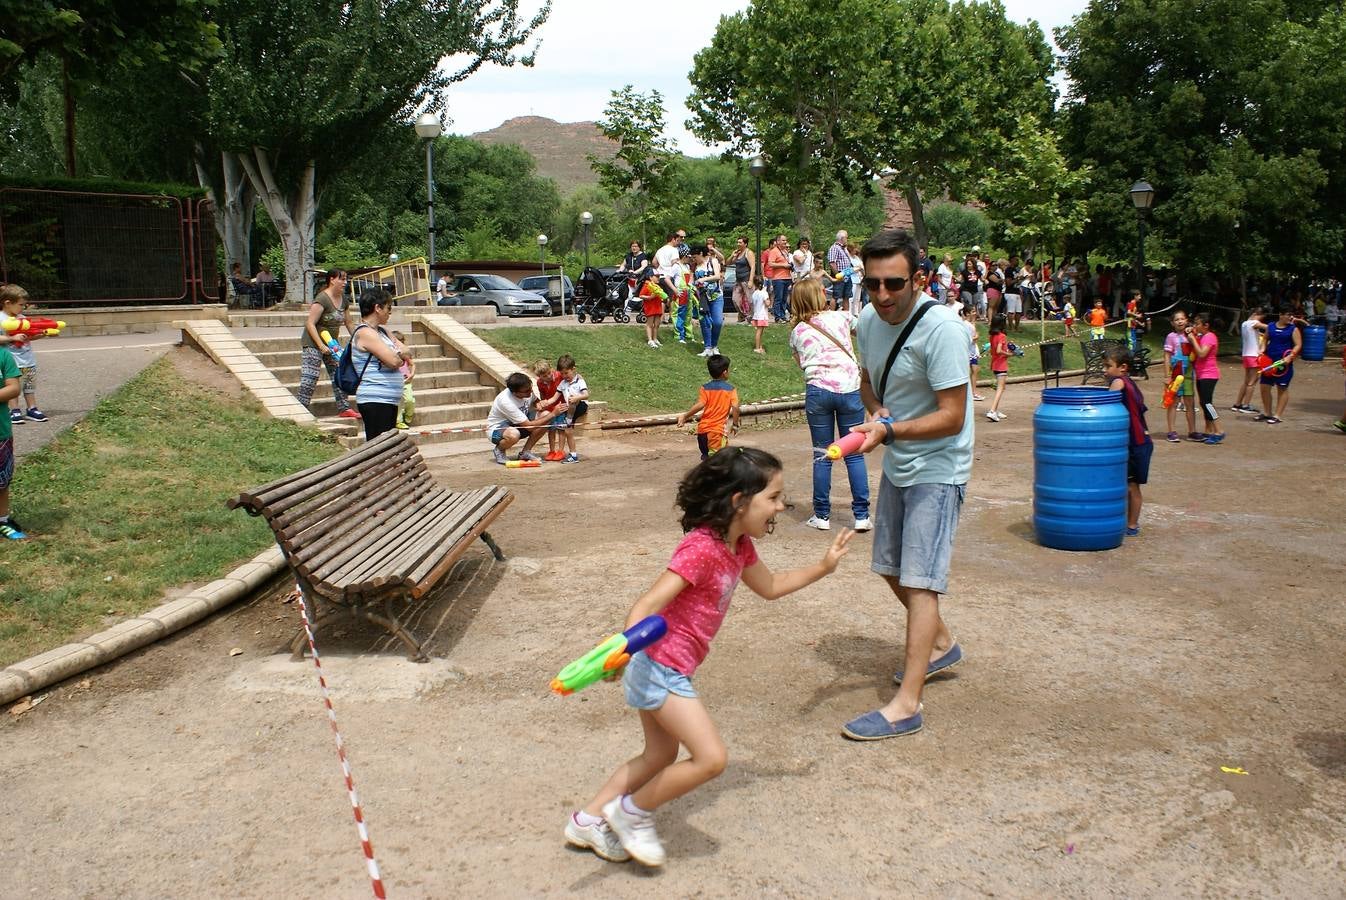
[537,233,548,276]
[580,211,593,271]
[749,156,766,273]
[1129,180,1155,309]
[415,113,443,294]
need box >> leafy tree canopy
[1057,0,1345,277]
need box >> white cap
[971,245,981,252]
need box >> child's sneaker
[1333,420,1346,434]
[25,407,48,422]
[545,450,565,461]
[1187,432,1206,442]
[0,520,26,540]
[602,797,665,868]
[562,452,580,463]
[337,409,362,420]
[853,517,873,532]
[9,409,23,424]
[564,814,630,863]
[805,515,830,530]
[492,448,507,465]
[1125,526,1140,537]
[1166,432,1180,442]
[972,393,986,401]
[396,421,409,430]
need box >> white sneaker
[565,814,631,863]
[986,411,1000,422]
[698,347,712,357]
[709,347,719,355]
[652,340,661,347]
[602,797,666,867]
[805,515,831,530]
[853,517,873,532]
[678,338,687,344]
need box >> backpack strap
[875,301,937,405]
[350,323,373,388]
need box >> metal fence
[347,257,431,306]
[0,188,219,307]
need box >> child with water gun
[1162,309,1198,441]
[0,285,57,424]
[560,447,853,867]
[0,329,23,539]
[390,331,416,430]
[985,315,1011,422]
[1104,347,1153,537]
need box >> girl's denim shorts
[622,651,697,710]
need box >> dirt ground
[2,354,1344,898]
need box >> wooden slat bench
[227,430,513,661]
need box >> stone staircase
[240,322,499,445]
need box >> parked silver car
[436,274,553,317]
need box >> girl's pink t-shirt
[1193,332,1220,379]
[645,526,758,676]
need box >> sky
[443,0,1091,154]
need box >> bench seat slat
[299,481,441,581]
[327,488,484,590]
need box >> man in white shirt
[486,372,560,465]
[436,273,451,304]
[654,231,681,302]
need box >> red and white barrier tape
[292,583,387,899]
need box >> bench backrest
[228,430,435,557]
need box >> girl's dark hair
[359,287,391,317]
[676,447,782,539]
[990,314,1007,334]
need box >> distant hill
[470,116,616,195]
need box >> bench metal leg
[479,530,505,561]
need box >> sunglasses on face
[862,275,913,292]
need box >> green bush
[926,203,991,250]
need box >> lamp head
[537,234,548,247]
[1129,180,1155,211]
[580,211,593,225]
[749,155,766,178]
[414,112,442,140]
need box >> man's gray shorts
[871,480,965,594]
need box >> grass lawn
[477,318,1172,414]
[0,358,341,667]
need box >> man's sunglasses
[862,275,913,292]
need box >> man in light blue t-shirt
[840,229,974,742]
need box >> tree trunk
[904,186,927,247]
[791,189,809,235]
[237,148,316,305]
[62,57,76,177]
[195,149,257,298]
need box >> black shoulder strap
[876,300,937,404]
[350,323,373,383]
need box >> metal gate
[0,187,219,307]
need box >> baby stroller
[575,266,631,323]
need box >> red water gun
[2,316,66,338]
[1257,351,1293,376]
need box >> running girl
[985,314,1010,421]
[564,448,854,867]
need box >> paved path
[8,328,180,460]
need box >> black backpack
[334,324,373,395]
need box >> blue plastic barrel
[1301,325,1327,362]
[1033,387,1129,551]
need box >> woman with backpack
[345,288,407,441]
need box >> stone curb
[0,546,286,706]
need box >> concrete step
[309,399,496,426]
[241,334,439,355]
[268,355,465,384]
[306,385,496,417]
[279,369,483,394]
[251,347,460,371]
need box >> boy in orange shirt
[1087,298,1108,340]
[676,354,740,458]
